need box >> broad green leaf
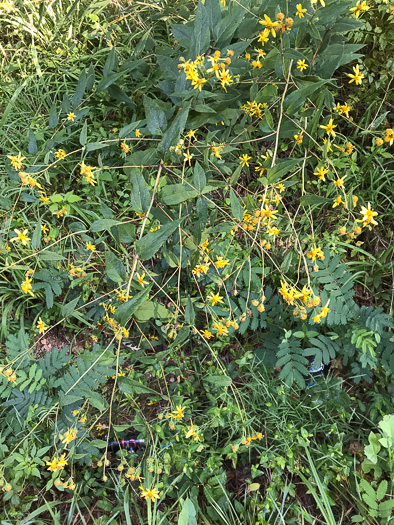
[364,432,381,464]
[193,162,206,191]
[135,217,184,261]
[230,189,243,221]
[189,1,210,59]
[158,103,190,154]
[28,130,37,154]
[115,286,152,326]
[378,414,394,439]
[130,170,151,213]
[79,120,88,145]
[31,219,41,249]
[105,251,126,284]
[134,301,170,321]
[49,104,58,128]
[284,80,329,116]
[38,251,65,261]
[86,142,109,152]
[90,219,119,232]
[161,184,198,205]
[143,95,167,135]
[185,297,195,325]
[72,68,87,108]
[265,158,302,184]
[61,296,80,318]
[119,376,166,397]
[300,194,332,206]
[162,247,180,268]
[178,498,197,525]
[205,375,232,387]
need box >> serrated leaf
[130,170,151,214]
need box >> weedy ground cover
[0,0,393,523]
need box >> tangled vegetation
[0,0,393,523]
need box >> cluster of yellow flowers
[54,477,76,490]
[312,304,330,324]
[100,302,129,341]
[61,428,78,446]
[179,49,235,92]
[279,281,324,322]
[0,365,16,383]
[18,171,42,189]
[69,263,87,278]
[80,162,96,185]
[165,405,185,421]
[241,100,267,119]
[125,466,144,481]
[0,0,14,12]
[116,288,131,302]
[21,269,34,296]
[46,453,68,472]
[241,432,263,447]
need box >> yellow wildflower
[67,112,76,121]
[37,317,48,334]
[46,453,68,472]
[347,64,364,85]
[7,152,25,170]
[314,166,328,181]
[259,14,279,37]
[11,229,30,246]
[350,1,370,18]
[136,272,149,287]
[296,4,307,17]
[239,154,251,167]
[55,149,66,160]
[320,118,337,138]
[356,203,378,226]
[207,293,224,306]
[61,428,78,445]
[140,486,160,502]
[215,256,230,268]
[332,196,344,208]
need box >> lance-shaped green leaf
[158,104,190,154]
[135,217,184,260]
[115,285,152,326]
